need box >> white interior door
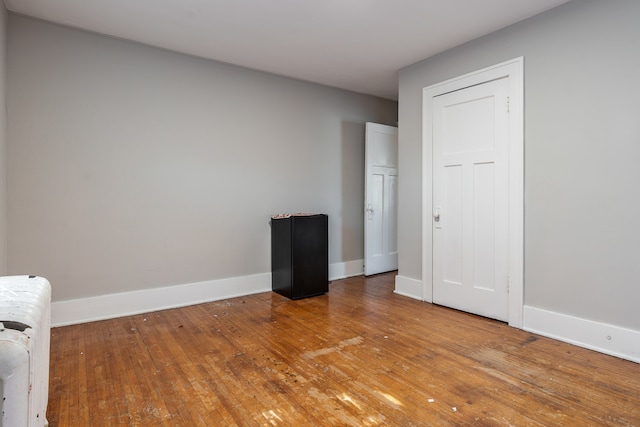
[432,77,509,321]
[365,123,398,276]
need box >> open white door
[364,123,398,276]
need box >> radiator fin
[0,276,51,427]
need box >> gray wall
[7,15,397,302]
[398,0,640,330]
[0,4,6,275]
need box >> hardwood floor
[47,272,640,426]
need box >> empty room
[1,0,639,425]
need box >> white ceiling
[4,0,571,100]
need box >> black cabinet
[271,214,328,299]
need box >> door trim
[421,57,524,328]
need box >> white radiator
[0,276,51,427]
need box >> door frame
[421,57,524,328]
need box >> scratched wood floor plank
[47,325,68,426]
[47,272,640,426]
[138,308,248,426]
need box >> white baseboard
[394,275,423,301]
[52,273,271,327]
[53,260,364,327]
[523,306,640,364]
[329,259,363,280]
